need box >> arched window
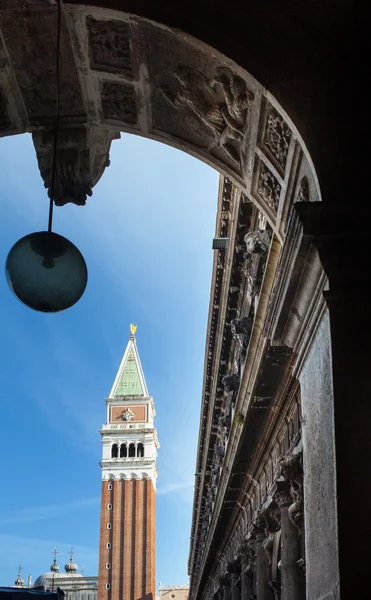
[129,443,135,457]
[137,443,144,457]
[111,444,118,458]
[120,443,127,458]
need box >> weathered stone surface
[263,104,291,170]
[33,126,120,206]
[296,176,309,202]
[87,17,134,79]
[1,7,84,125]
[101,81,138,124]
[299,311,339,600]
[256,162,281,212]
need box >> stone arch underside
[0,2,320,242]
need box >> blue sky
[0,133,218,588]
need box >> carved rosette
[33,126,120,206]
[257,163,281,212]
[263,104,292,169]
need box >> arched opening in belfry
[128,443,135,458]
[137,443,144,458]
[111,444,118,459]
[120,443,127,458]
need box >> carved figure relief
[257,163,281,212]
[87,18,134,78]
[296,176,310,202]
[222,373,240,393]
[264,104,292,169]
[261,506,280,566]
[101,82,138,124]
[244,229,271,256]
[230,316,253,339]
[279,452,304,534]
[160,65,254,167]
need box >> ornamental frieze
[263,104,292,169]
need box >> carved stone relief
[33,126,120,206]
[158,65,254,171]
[244,229,271,256]
[257,162,281,212]
[263,104,291,169]
[101,81,138,124]
[279,452,304,534]
[296,176,309,202]
[87,17,134,79]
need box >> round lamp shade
[6,231,88,312]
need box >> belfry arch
[0,3,368,600]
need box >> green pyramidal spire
[110,324,149,397]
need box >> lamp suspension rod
[48,0,62,233]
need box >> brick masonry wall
[98,478,156,600]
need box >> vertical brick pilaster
[98,480,112,600]
[123,479,133,600]
[111,479,122,600]
[134,479,144,600]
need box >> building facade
[159,585,189,600]
[98,326,159,600]
[187,175,342,600]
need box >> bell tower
[98,325,159,600]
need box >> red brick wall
[98,478,156,600]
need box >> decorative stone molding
[257,163,281,212]
[101,81,138,125]
[263,104,292,169]
[33,126,120,206]
[87,17,134,78]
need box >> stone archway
[0,2,320,242]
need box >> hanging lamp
[5,0,88,312]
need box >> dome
[64,547,82,576]
[64,559,79,574]
[34,571,66,588]
[50,558,59,573]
